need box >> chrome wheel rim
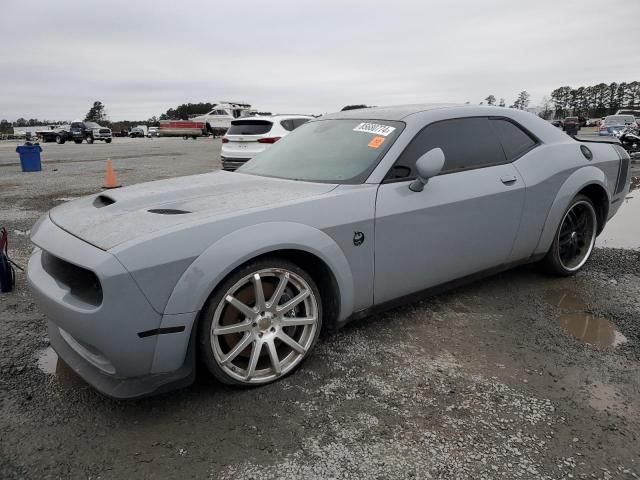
[211,268,318,384]
[558,200,597,272]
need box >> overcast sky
[1,0,638,121]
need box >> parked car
[221,115,313,171]
[615,109,640,123]
[129,127,146,138]
[598,115,638,136]
[69,121,112,144]
[147,127,159,137]
[562,117,581,132]
[27,105,630,399]
[550,119,563,128]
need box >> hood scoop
[147,208,191,215]
[93,195,116,208]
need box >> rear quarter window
[292,118,310,129]
[490,119,538,161]
[280,120,294,131]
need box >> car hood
[49,171,337,250]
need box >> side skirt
[336,254,545,329]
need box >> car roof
[320,103,543,121]
[321,104,458,121]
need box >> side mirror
[409,148,445,192]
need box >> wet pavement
[597,191,640,250]
[546,289,628,348]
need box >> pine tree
[85,101,106,123]
[484,95,496,106]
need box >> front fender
[163,222,355,321]
[534,166,610,255]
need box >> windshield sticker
[368,136,385,149]
[353,122,396,137]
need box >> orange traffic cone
[103,159,121,189]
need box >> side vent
[147,209,191,215]
[93,195,116,208]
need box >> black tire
[73,139,82,144]
[55,135,63,144]
[183,135,188,140]
[198,257,323,387]
[105,138,112,144]
[85,135,94,144]
[541,194,598,276]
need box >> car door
[374,117,526,305]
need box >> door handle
[500,175,517,185]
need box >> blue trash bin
[16,143,43,172]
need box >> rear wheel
[198,258,322,386]
[55,135,64,144]
[542,195,598,276]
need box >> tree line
[3,81,639,133]
[548,81,640,118]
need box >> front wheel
[542,195,598,276]
[105,138,112,144]
[85,135,94,144]
[198,258,322,386]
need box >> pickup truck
[69,121,112,144]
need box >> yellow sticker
[368,136,385,149]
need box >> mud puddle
[545,289,627,348]
[36,346,83,385]
[596,178,639,250]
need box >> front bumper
[27,214,196,399]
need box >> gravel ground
[1,138,639,479]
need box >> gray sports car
[27,105,630,398]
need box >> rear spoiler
[571,135,620,145]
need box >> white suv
[221,115,312,171]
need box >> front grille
[41,252,103,306]
[99,129,111,134]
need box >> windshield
[85,122,101,128]
[238,119,403,183]
[605,116,634,125]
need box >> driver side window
[386,117,506,181]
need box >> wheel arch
[578,183,609,234]
[163,222,355,329]
[534,166,610,255]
